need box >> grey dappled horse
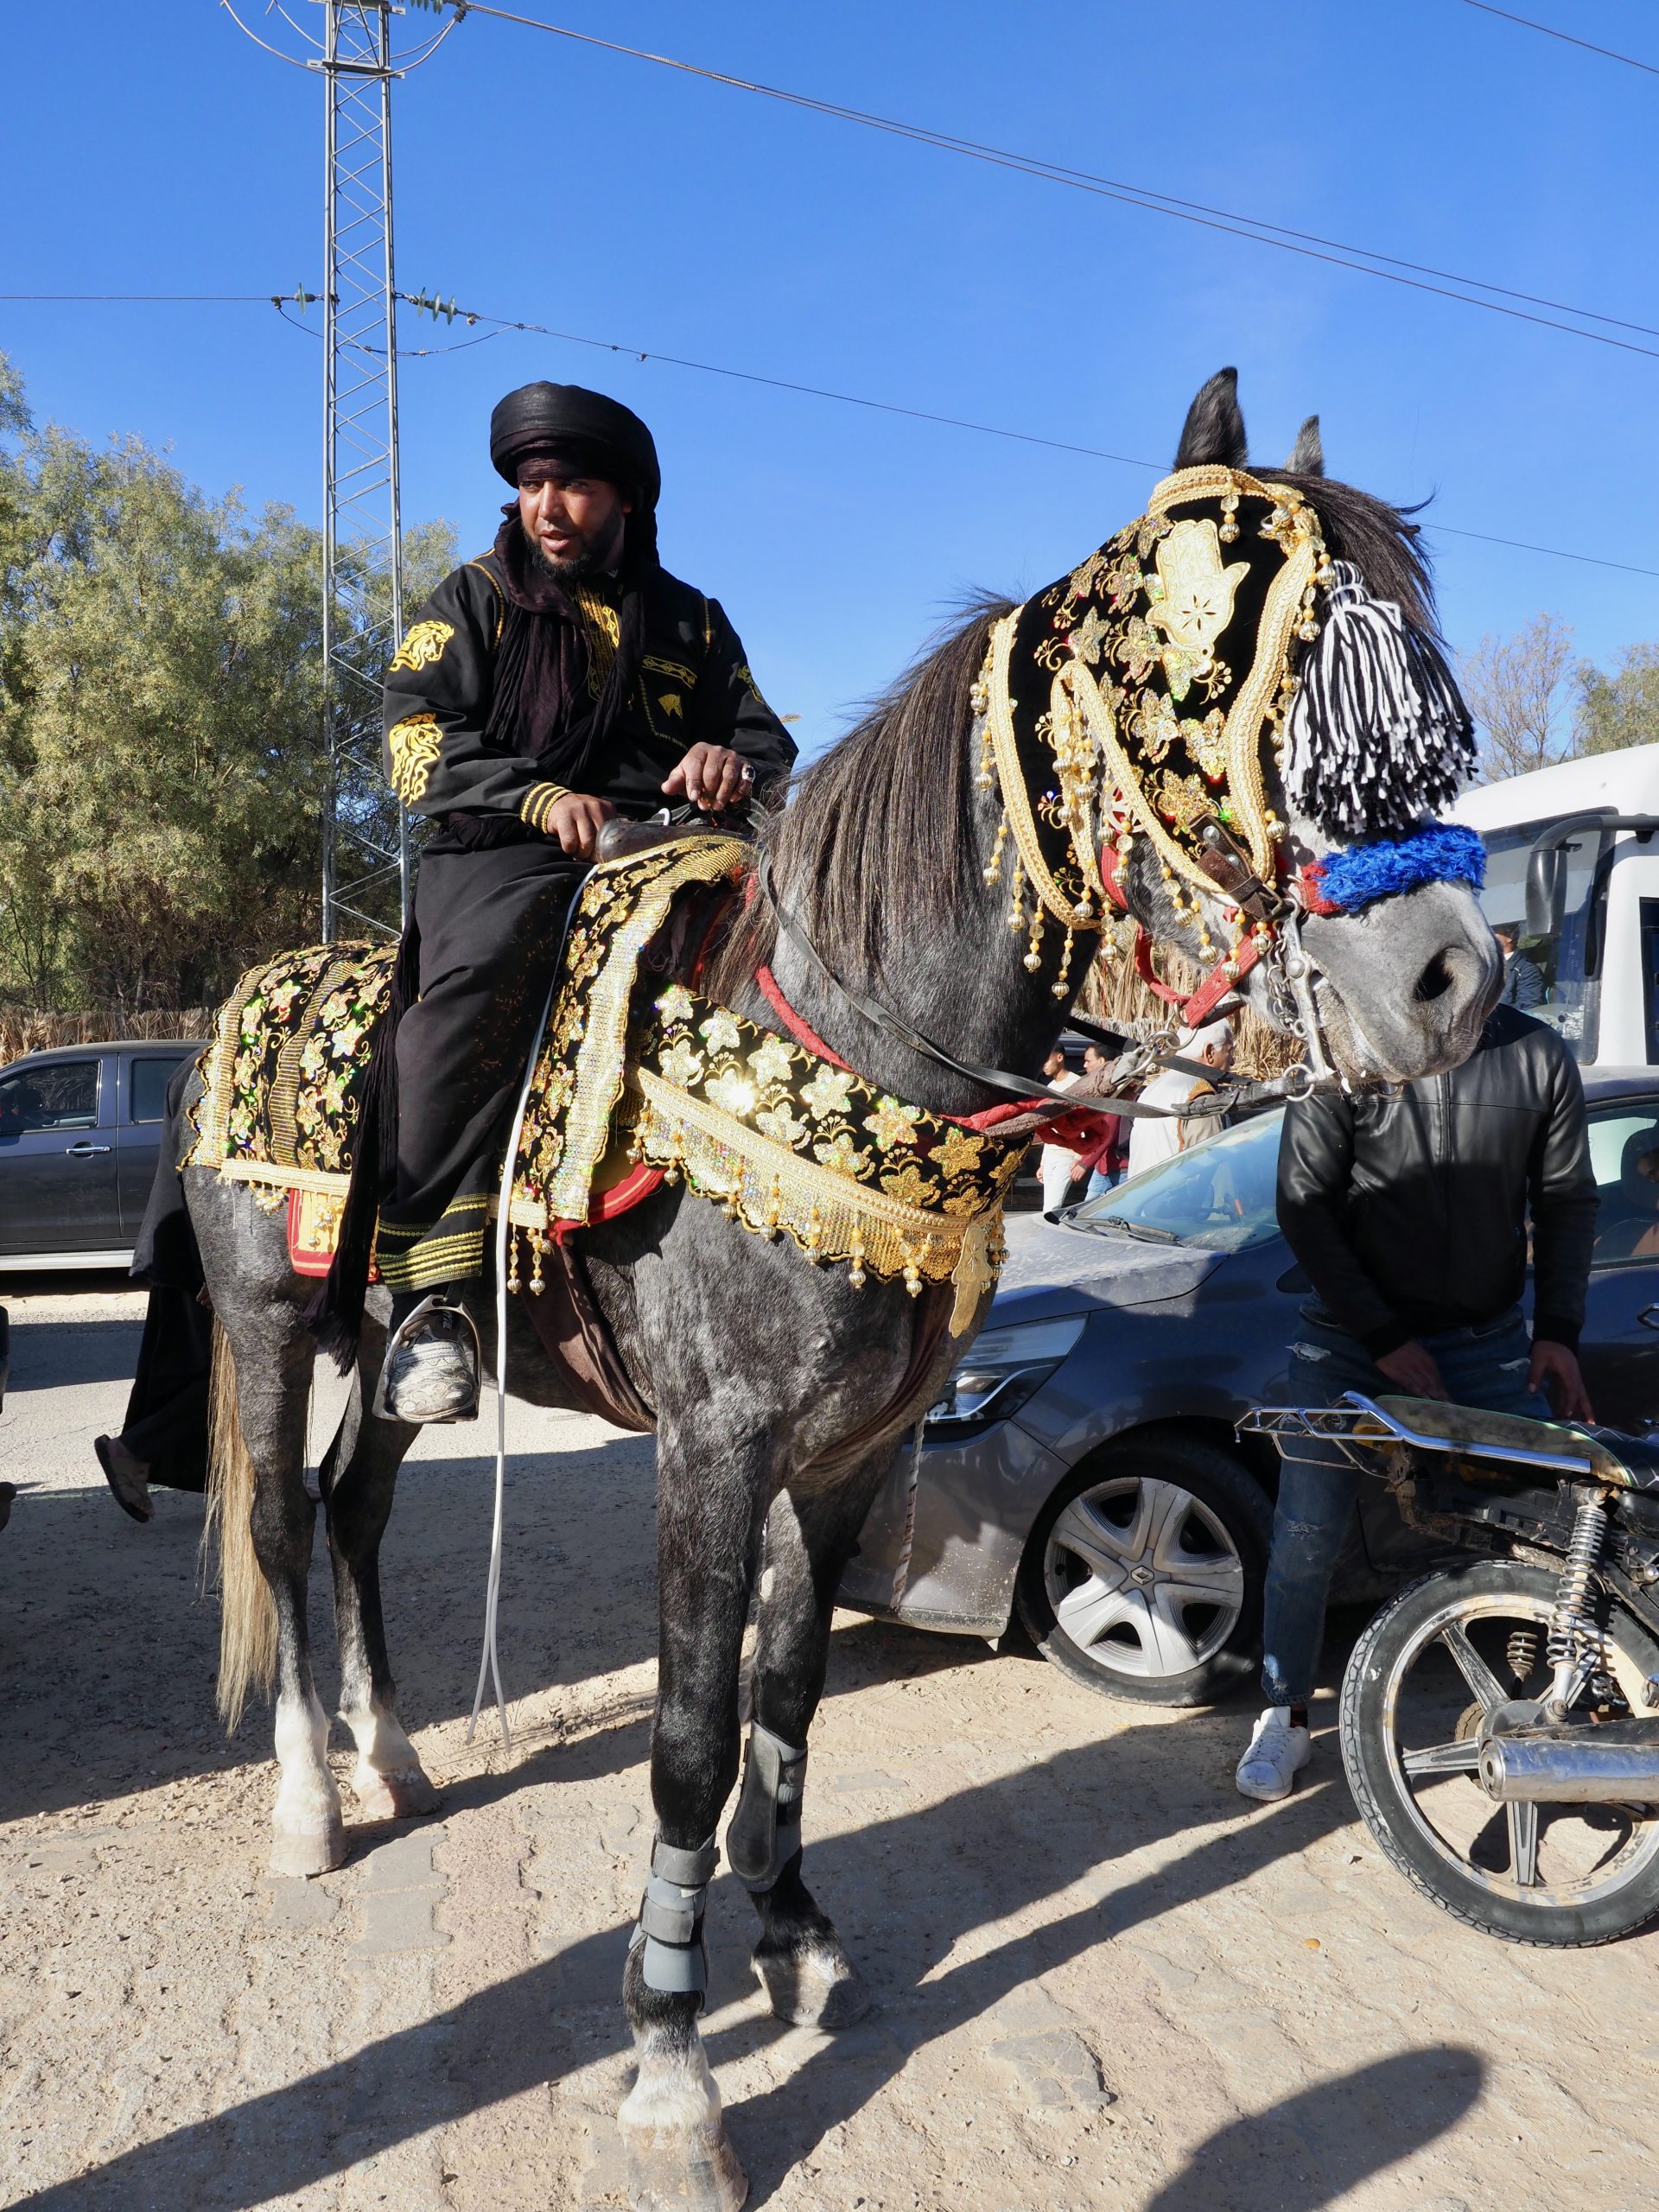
[186,372,1499,2208]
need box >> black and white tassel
[1285,562,1475,839]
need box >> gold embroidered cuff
[521,781,570,834]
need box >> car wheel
[1015,1433,1273,1707]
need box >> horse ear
[1173,367,1248,470]
[1285,414,1325,476]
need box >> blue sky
[4,1,1655,755]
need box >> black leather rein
[753,854,1227,1122]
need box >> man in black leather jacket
[1236,1001,1599,1802]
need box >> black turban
[489,381,660,509]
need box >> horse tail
[202,1322,276,1731]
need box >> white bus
[1450,745,1659,1070]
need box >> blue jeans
[1261,1307,1549,1707]
[1086,1166,1123,1198]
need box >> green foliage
[0,352,455,1014]
[1576,645,1659,759]
[1461,613,1659,787]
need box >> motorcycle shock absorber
[1545,1490,1612,1714]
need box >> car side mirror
[1526,846,1567,940]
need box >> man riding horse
[375,382,795,1422]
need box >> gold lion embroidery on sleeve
[388,713,443,804]
[389,620,455,673]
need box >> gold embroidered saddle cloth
[189,832,1022,1332]
[187,836,749,1262]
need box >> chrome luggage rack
[1238,1393,1599,1478]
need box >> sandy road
[2,1280,1657,2211]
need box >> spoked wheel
[1341,1559,1659,1946]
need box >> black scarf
[486,508,658,792]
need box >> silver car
[840,1079,1659,1706]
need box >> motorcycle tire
[1342,1558,1659,1948]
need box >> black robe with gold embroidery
[373,532,793,1296]
[383,543,794,834]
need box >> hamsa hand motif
[1147,519,1250,662]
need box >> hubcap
[1043,1473,1244,1680]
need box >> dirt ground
[3,1281,1657,2212]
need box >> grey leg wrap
[629,1834,718,1997]
[725,1721,808,1892]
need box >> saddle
[188,836,751,1431]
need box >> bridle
[753,850,1336,1131]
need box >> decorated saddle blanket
[187,835,748,1268]
[189,831,1023,1333]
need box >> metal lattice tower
[320,2,407,940]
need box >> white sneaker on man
[1235,1707,1311,1802]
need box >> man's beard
[528,517,624,584]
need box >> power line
[400,291,1659,581]
[8,288,1657,581]
[1,292,276,302]
[447,3,1659,363]
[1454,0,1659,76]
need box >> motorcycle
[1240,1392,1659,1947]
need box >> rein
[753,854,1301,1125]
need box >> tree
[1459,613,1576,783]
[0,352,454,1013]
[1576,644,1659,759]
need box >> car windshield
[1070,1109,1284,1252]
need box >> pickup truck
[0,1039,209,1271]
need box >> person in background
[1236,996,1598,1803]
[1073,1042,1129,1197]
[1125,1017,1235,1180]
[1494,923,1546,1011]
[1038,1046,1082,1219]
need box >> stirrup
[372,1293,483,1422]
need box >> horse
[182,369,1500,2209]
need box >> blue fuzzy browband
[1309,824,1486,913]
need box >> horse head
[1102,366,1498,1084]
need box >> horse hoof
[753,1940,871,2029]
[620,2114,747,2212]
[269,1818,346,1879]
[352,1766,440,1821]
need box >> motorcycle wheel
[1341,1558,1659,1947]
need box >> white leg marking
[341,1695,438,1817]
[270,1686,345,1876]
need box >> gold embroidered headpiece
[976,464,1332,985]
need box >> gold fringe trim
[627,1068,1009,1336]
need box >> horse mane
[708,591,1014,995]
[1272,467,1441,635]
[707,470,1444,1001]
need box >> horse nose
[1410,930,1501,1026]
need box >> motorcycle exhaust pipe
[1479,1722,1659,1805]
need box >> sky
[3,0,1656,758]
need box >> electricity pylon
[319,2,408,941]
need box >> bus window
[1643,899,1659,1065]
[1477,821,1602,1063]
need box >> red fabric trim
[753,963,1068,1130]
[1099,846,1129,912]
[1135,925,1190,1007]
[1185,933,1262,1023]
[753,964,851,1069]
[552,1161,666,1246]
[1294,861,1341,917]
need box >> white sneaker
[1236,1707,1312,1802]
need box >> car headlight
[925,1313,1088,1434]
